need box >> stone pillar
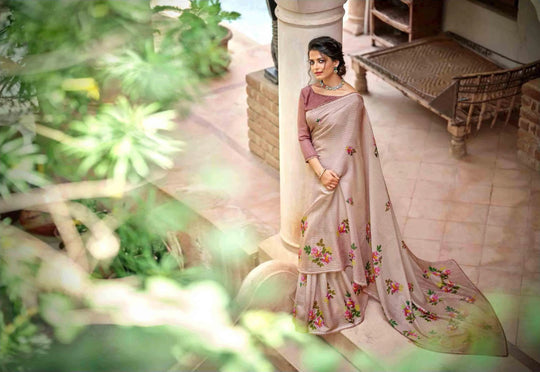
[344,0,367,35]
[275,0,346,252]
[517,78,540,171]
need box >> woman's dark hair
[308,36,346,77]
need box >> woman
[293,36,507,356]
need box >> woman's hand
[307,158,340,190]
[320,169,340,190]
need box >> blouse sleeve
[297,89,319,162]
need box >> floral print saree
[293,92,507,356]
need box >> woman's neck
[320,75,343,90]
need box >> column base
[344,19,364,35]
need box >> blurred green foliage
[0,124,47,198]
[0,0,250,370]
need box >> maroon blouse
[297,85,342,162]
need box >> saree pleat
[293,93,507,356]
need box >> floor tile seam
[190,113,279,181]
[442,219,487,246]
[484,218,532,231]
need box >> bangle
[318,168,326,179]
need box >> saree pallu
[293,93,507,356]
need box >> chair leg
[504,95,517,126]
[449,134,467,158]
[352,62,368,94]
[477,102,486,131]
[490,99,501,128]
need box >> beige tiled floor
[160,27,540,367]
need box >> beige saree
[293,93,507,356]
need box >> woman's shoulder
[300,84,314,96]
[342,81,359,95]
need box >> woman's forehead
[308,50,327,60]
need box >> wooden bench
[350,33,540,157]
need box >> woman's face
[308,49,339,82]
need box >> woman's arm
[297,90,340,190]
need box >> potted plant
[153,0,240,76]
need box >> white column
[276,0,346,252]
[344,0,367,35]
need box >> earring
[333,66,338,73]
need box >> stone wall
[246,70,279,170]
[517,78,540,171]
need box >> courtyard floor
[158,21,540,371]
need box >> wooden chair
[350,33,540,157]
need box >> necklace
[320,78,344,91]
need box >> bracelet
[318,168,326,179]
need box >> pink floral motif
[325,283,336,303]
[346,197,354,205]
[424,266,460,294]
[308,301,325,330]
[320,253,331,264]
[337,219,350,235]
[427,289,441,305]
[408,282,414,292]
[364,261,375,284]
[402,301,415,323]
[445,306,466,321]
[292,305,297,318]
[416,305,439,322]
[403,330,419,339]
[372,250,382,263]
[352,282,362,295]
[370,244,383,277]
[300,217,308,237]
[304,239,332,267]
[385,201,391,211]
[386,279,403,294]
[346,146,357,156]
[438,280,460,294]
[313,317,324,328]
[425,266,451,280]
[299,274,307,287]
[343,292,362,323]
[460,296,476,304]
[349,243,357,266]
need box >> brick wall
[246,70,279,170]
[517,78,540,171]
